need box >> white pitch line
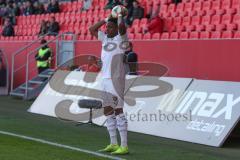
[0,130,124,160]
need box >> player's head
[106,18,118,38]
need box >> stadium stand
[0,0,240,40]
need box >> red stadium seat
[182,2,193,17]
[196,15,211,31]
[160,32,169,39]
[206,15,221,31]
[227,14,240,31]
[169,32,179,39]
[222,31,233,39]
[135,33,143,40]
[189,32,199,39]
[210,31,221,39]
[217,0,231,15]
[234,31,240,38]
[200,31,210,39]
[216,14,232,31]
[199,1,212,16]
[128,33,134,40]
[191,1,202,16]
[177,17,191,32]
[152,33,161,39]
[186,16,201,32]
[143,33,151,40]
[174,3,185,17]
[179,32,189,39]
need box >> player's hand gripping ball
[111,5,128,18]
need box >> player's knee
[104,106,114,116]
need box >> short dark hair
[40,39,47,44]
[108,18,118,25]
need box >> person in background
[12,2,21,17]
[47,16,59,36]
[104,0,122,10]
[126,0,144,26]
[23,0,35,16]
[2,18,14,37]
[35,39,52,74]
[34,1,46,14]
[47,0,60,13]
[81,0,92,11]
[172,0,182,4]
[124,41,138,75]
[39,20,49,36]
[143,10,164,34]
[80,55,101,72]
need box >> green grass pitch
[0,96,239,160]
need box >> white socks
[106,114,117,145]
[116,113,128,147]
[106,113,128,147]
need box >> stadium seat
[160,32,169,39]
[199,1,212,16]
[216,14,232,31]
[135,33,143,40]
[179,32,189,39]
[177,17,191,32]
[169,32,179,39]
[186,16,201,32]
[191,1,202,16]
[206,15,221,31]
[217,0,231,15]
[128,33,134,40]
[200,31,210,39]
[181,2,193,17]
[189,32,199,39]
[174,3,184,17]
[143,33,151,40]
[152,33,161,39]
[234,31,240,38]
[222,31,233,39]
[211,31,221,39]
[227,14,240,31]
[196,15,211,31]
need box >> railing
[11,33,50,92]
[25,33,75,97]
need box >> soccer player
[89,13,129,155]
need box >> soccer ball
[111,5,128,18]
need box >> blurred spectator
[124,42,138,75]
[2,18,14,37]
[123,0,134,9]
[12,2,21,17]
[3,2,16,25]
[0,0,6,7]
[39,20,49,36]
[172,0,182,4]
[81,0,92,11]
[47,16,59,36]
[126,0,144,26]
[23,0,35,16]
[80,56,100,72]
[47,0,60,13]
[143,9,164,34]
[104,0,122,10]
[34,1,46,14]
[0,57,6,87]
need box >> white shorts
[101,78,125,108]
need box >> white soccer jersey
[98,31,128,79]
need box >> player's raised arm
[89,20,106,39]
[118,14,126,36]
